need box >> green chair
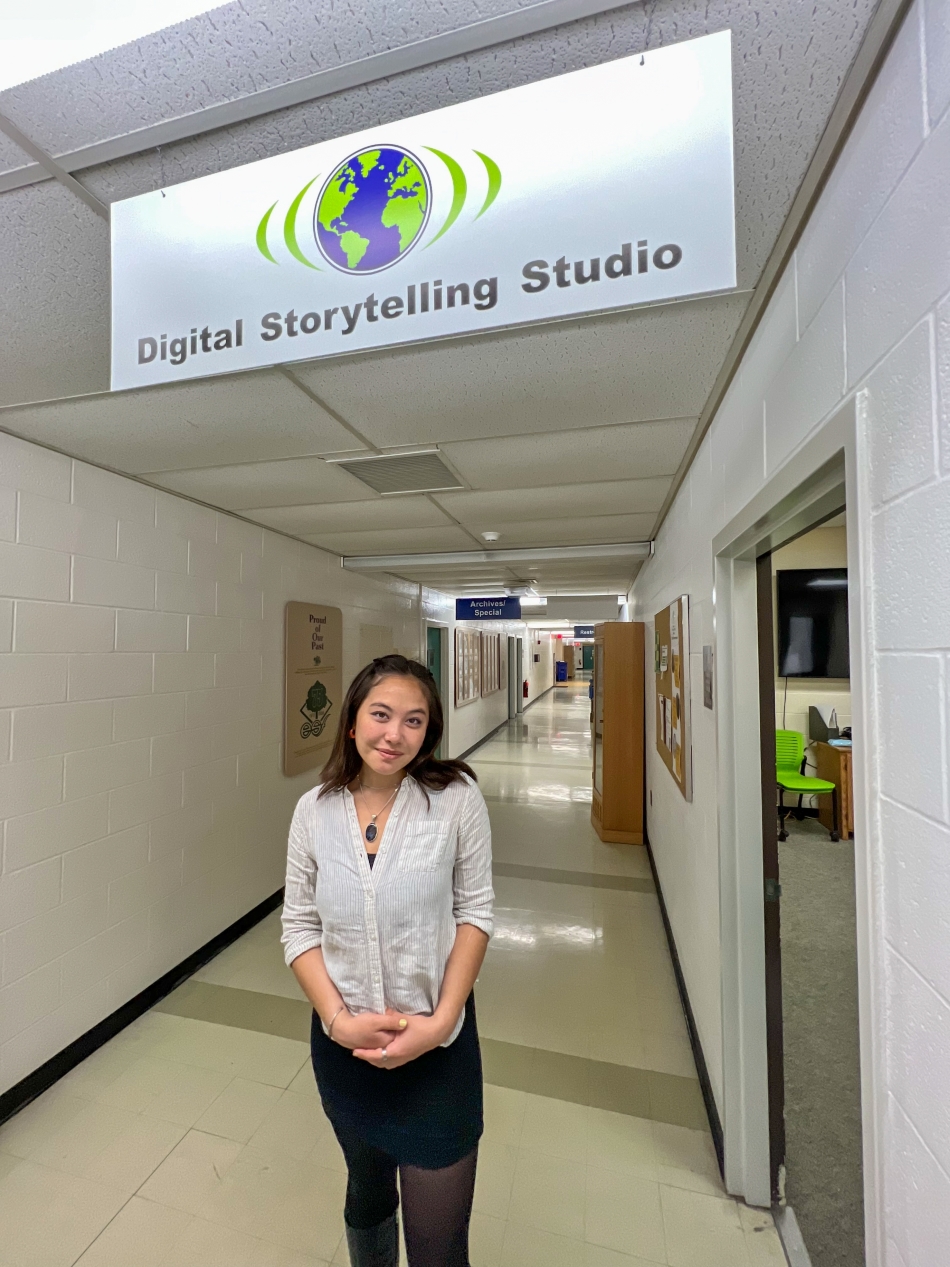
[775,729,839,842]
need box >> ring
[380,1048,388,1061]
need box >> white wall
[0,433,502,1097]
[632,4,950,1258]
[526,629,555,704]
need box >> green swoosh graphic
[283,176,321,269]
[255,201,279,263]
[473,151,502,219]
[424,147,467,246]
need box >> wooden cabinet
[815,741,854,838]
[591,622,645,844]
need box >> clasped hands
[331,1007,450,1069]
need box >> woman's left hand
[353,1013,452,1069]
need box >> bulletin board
[455,628,481,706]
[480,632,502,696]
[654,595,693,801]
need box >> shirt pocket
[397,821,454,871]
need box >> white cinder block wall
[633,4,950,1260]
[0,433,494,1097]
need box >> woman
[281,655,493,1267]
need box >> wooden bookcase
[591,621,645,844]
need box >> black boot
[345,1213,399,1267]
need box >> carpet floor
[779,815,864,1267]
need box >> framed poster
[654,596,693,800]
[284,603,343,777]
[480,632,502,696]
[455,628,481,706]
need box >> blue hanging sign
[573,625,596,638]
[456,597,522,620]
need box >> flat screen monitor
[776,568,850,679]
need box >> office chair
[775,729,839,842]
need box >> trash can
[555,660,568,682]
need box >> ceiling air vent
[330,450,464,495]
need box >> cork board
[284,602,343,777]
[654,595,692,801]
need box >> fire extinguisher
[523,679,529,698]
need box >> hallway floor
[0,683,786,1266]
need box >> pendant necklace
[358,778,399,843]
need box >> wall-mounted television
[776,569,850,679]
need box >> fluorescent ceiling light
[0,3,224,92]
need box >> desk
[815,742,854,838]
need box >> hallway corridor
[0,683,785,1266]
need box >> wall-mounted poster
[654,596,693,800]
[284,603,343,777]
[480,632,503,696]
[455,628,481,706]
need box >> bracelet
[327,1005,346,1040]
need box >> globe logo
[314,146,431,274]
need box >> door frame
[712,394,883,1263]
[425,622,449,749]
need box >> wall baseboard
[644,833,725,1175]
[0,889,284,1129]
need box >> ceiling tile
[303,525,475,555]
[442,419,695,490]
[435,478,670,527]
[294,295,748,447]
[0,370,365,473]
[147,455,376,510]
[249,496,452,536]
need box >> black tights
[335,1123,478,1267]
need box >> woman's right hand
[330,1009,407,1051]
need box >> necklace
[358,778,400,843]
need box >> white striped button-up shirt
[281,773,494,1045]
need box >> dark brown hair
[318,654,475,798]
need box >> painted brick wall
[632,3,950,1260]
[0,433,432,1096]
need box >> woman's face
[353,675,430,780]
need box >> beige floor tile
[660,1185,750,1267]
[309,1126,348,1173]
[508,1148,586,1239]
[249,1240,332,1267]
[29,1100,141,1175]
[483,1084,527,1149]
[583,1245,666,1266]
[149,1014,310,1087]
[195,1076,284,1143]
[245,1089,332,1161]
[288,1062,320,1097]
[163,1215,261,1266]
[82,1114,186,1197]
[652,1122,724,1197]
[138,1129,243,1214]
[473,1139,518,1220]
[519,1093,588,1161]
[470,1212,507,1267]
[90,1056,185,1113]
[74,1195,192,1267]
[268,1159,348,1261]
[585,1165,667,1263]
[0,1152,20,1182]
[501,1222,585,1267]
[586,1108,656,1178]
[641,1031,698,1079]
[0,1088,91,1159]
[0,1158,127,1267]
[195,1147,299,1238]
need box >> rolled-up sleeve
[453,782,494,937]
[281,797,324,966]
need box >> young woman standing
[281,655,493,1267]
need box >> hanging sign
[111,31,735,390]
[284,602,343,777]
[574,625,596,638]
[456,597,522,620]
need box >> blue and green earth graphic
[315,146,430,273]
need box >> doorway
[426,625,447,755]
[757,518,863,1267]
[507,636,524,717]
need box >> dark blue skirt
[310,994,483,1169]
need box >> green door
[582,644,594,672]
[426,627,443,756]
